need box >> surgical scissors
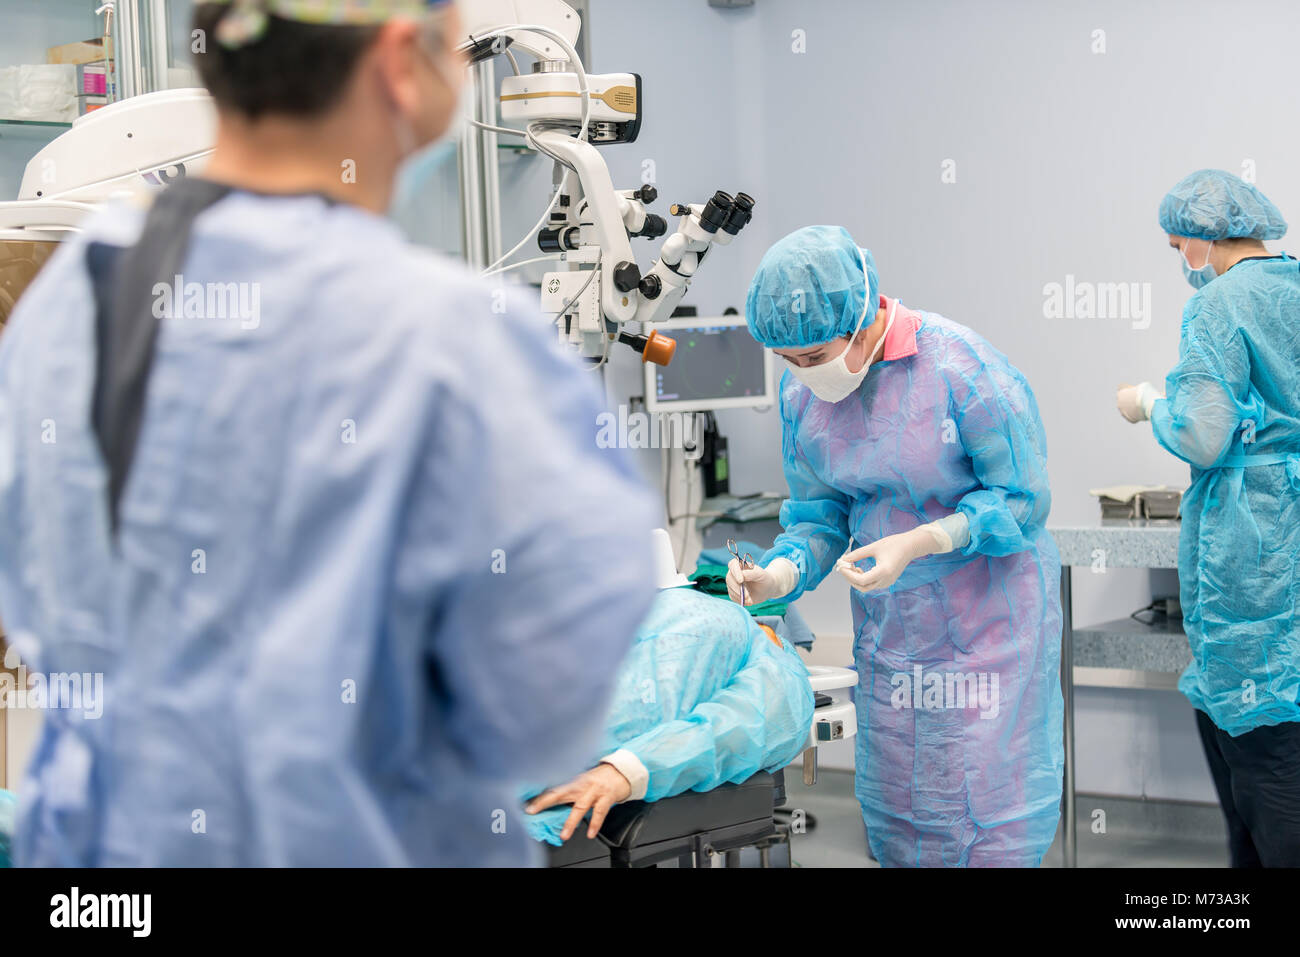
[726,538,754,607]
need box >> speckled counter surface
[1072,617,1191,673]
[1050,520,1182,569]
[1051,521,1190,674]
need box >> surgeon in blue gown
[0,0,656,866]
[1117,169,1300,867]
[729,225,1063,867]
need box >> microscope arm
[456,0,582,62]
[530,129,638,324]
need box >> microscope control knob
[613,261,642,293]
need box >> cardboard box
[1,241,60,327]
[47,38,107,66]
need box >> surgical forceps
[727,538,755,607]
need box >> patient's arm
[525,763,632,841]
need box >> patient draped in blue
[523,587,815,845]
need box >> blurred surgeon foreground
[0,0,657,865]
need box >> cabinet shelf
[0,118,74,130]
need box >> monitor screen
[647,320,772,412]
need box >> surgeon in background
[729,226,1063,867]
[0,0,657,866]
[1117,169,1300,867]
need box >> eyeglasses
[727,538,754,607]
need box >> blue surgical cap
[745,225,879,349]
[1158,169,1288,241]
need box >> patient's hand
[525,763,632,842]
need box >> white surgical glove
[726,557,799,606]
[837,515,969,593]
[917,512,971,553]
[1117,382,1163,423]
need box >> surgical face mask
[395,136,459,202]
[784,252,896,403]
[1180,239,1217,289]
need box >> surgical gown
[1149,256,1300,737]
[762,302,1063,867]
[0,788,14,867]
[0,190,658,866]
[525,587,814,845]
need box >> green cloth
[690,562,789,618]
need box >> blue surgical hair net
[1158,169,1288,241]
[746,225,879,348]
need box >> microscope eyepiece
[637,214,668,239]
[722,192,755,235]
[699,191,735,234]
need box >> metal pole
[568,0,591,67]
[457,95,485,269]
[147,0,171,92]
[112,0,169,98]
[473,59,502,267]
[1060,566,1077,867]
[801,746,817,787]
[113,0,146,100]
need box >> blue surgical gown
[763,308,1063,867]
[0,788,15,867]
[525,587,814,845]
[1149,256,1300,737]
[0,191,658,866]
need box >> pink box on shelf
[77,62,107,96]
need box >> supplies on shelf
[46,38,109,66]
[76,63,109,114]
[0,65,78,123]
[50,37,114,111]
[1089,484,1184,521]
